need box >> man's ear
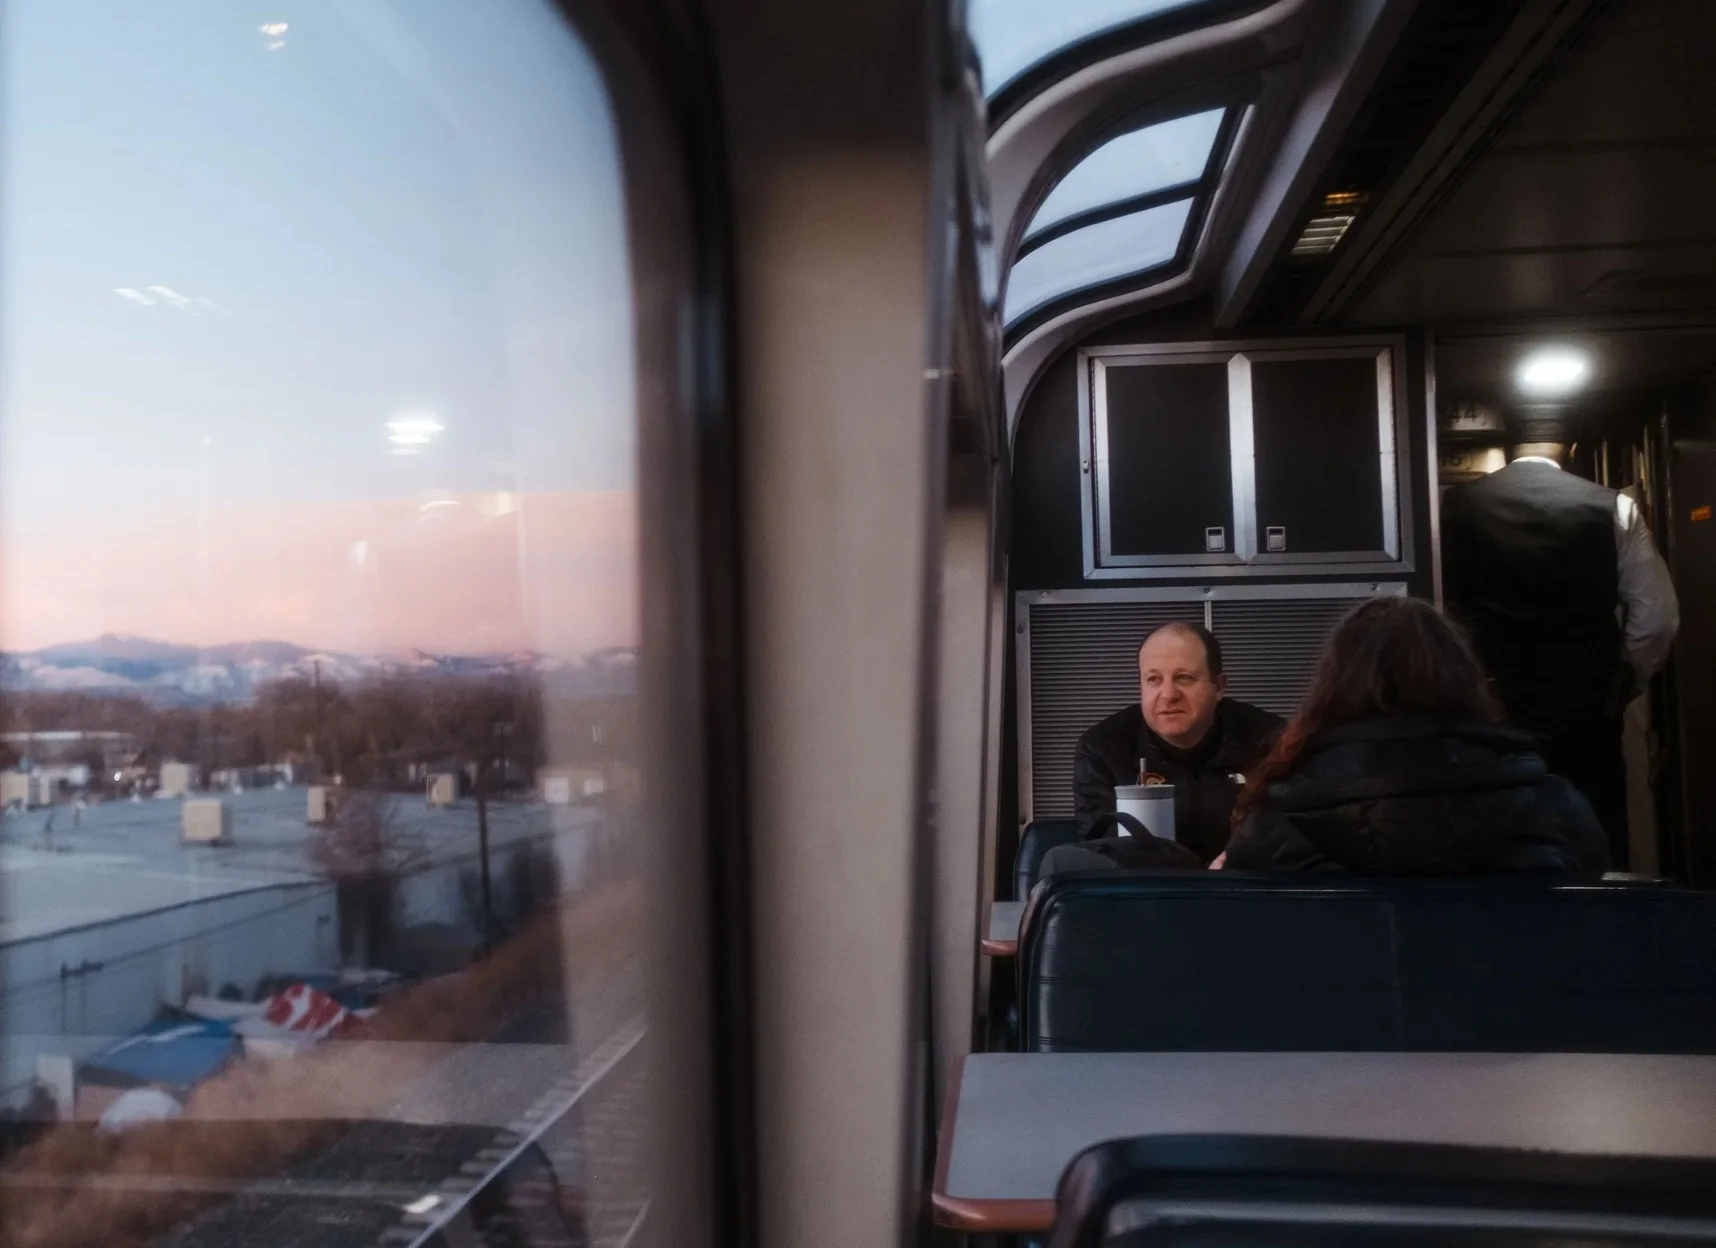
[1215,672,1229,697]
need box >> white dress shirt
[1513,457,1680,689]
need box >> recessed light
[1290,190,1368,258]
[1515,347,1591,398]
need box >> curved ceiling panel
[1022,106,1225,244]
[1004,197,1193,325]
[969,0,1211,100]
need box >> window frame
[538,4,758,1246]
[982,0,1275,129]
[0,2,752,1245]
[1003,104,1244,343]
[1005,196,1198,331]
[1017,106,1228,254]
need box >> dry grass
[0,880,642,1248]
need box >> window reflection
[1005,198,1194,326]
[969,0,1210,98]
[0,2,652,1244]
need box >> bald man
[1071,622,1283,864]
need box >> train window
[1023,108,1225,246]
[0,1,693,1244]
[1004,107,1238,330]
[969,0,1214,99]
[1006,199,1192,325]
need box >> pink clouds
[0,490,636,656]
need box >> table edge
[979,937,1017,958]
[931,1051,964,1206]
[930,1192,1056,1232]
[931,1050,1716,1231]
[932,1052,1056,1231]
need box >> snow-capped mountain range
[0,634,637,704]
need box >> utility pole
[476,754,493,953]
[476,717,514,955]
[310,659,323,780]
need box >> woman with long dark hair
[1222,596,1608,876]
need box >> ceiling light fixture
[1289,190,1367,258]
[1515,347,1591,398]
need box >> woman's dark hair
[1232,597,1500,825]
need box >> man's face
[1139,629,1226,749]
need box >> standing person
[1071,621,1282,864]
[1224,597,1607,877]
[1440,407,1678,869]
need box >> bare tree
[307,790,425,967]
[436,676,542,951]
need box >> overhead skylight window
[1003,105,1236,333]
[969,0,1212,99]
[1024,108,1224,245]
[1004,198,1192,326]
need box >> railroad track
[147,1014,650,1248]
[383,1018,647,1248]
[173,929,652,1248]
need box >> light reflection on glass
[386,411,445,454]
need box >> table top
[981,901,1024,957]
[933,1051,1716,1232]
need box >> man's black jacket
[1071,698,1284,863]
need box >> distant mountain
[36,634,199,664]
[1,634,636,705]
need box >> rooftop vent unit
[183,798,232,845]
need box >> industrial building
[0,787,601,1107]
[0,730,136,771]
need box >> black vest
[1441,460,1622,727]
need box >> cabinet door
[1094,357,1238,565]
[1246,349,1398,561]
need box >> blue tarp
[81,1016,237,1090]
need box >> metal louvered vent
[1026,601,1204,819]
[1023,590,1378,818]
[1211,597,1354,716]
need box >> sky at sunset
[0,0,639,658]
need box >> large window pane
[0,2,665,1244]
[1026,109,1224,242]
[969,0,1210,98]
[1005,198,1193,325]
